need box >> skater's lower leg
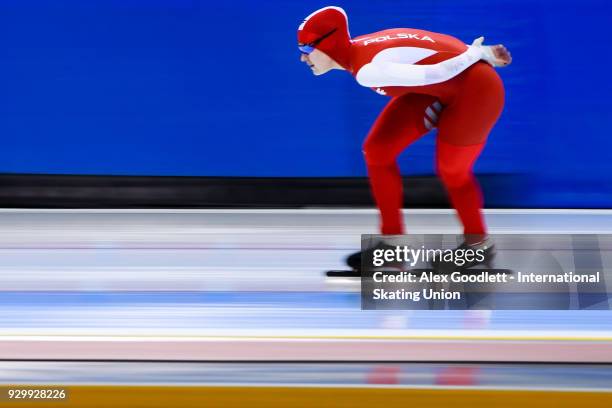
[348,161,406,270]
[366,162,404,235]
[436,139,489,245]
[446,176,487,245]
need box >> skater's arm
[355,37,510,88]
[356,43,482,87]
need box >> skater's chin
[311,67,330,76]
[309,66,321,75]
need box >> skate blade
[325,270,361,278]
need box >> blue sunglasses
[299,28,337,55]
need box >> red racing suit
[349,28,505,237]
[298,9,505,237]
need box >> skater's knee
[363,141,396,166]
[437,163,472,188]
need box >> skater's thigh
[437,63,505,146]
[363,93,438,164]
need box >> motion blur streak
[1,209,612,404]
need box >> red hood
[297,6,352,70]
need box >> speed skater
[297,6,512,270]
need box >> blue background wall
[0,0,610,207]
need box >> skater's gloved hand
[470,36,512,67]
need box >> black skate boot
[346,240,402,271]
